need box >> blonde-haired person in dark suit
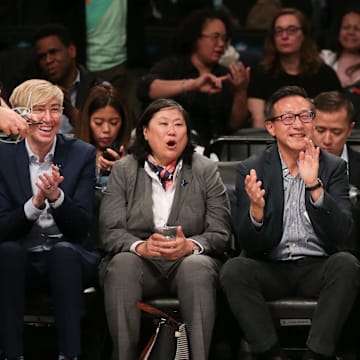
[0,79,100,360]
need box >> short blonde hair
[9,79,64,108]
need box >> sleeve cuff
[130,240,145,256]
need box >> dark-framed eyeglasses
[273,26,302,37]
[200,33,229,44]
[269,110,315,125]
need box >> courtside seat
[267,298,317,327]
[207,129,274,161]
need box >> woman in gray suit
[98,98,232,360]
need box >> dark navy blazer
[0,134,97,251]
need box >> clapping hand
[298,137,320,187]
[245,169,265,223]
[33,164,64,208]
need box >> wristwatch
[192,244,201,255]
[305,178,323,192]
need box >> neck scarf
[146,154,177,191]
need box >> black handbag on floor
[136,301,189,360]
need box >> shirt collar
[340,144,349,163]
[25,137,57,163]
[69,68,80,92]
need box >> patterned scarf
[146,154,177,191]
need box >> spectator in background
[33,23,103,134]
[137,8,250,148]
[320,7,360,126]
[320,7,360,88]
[248,7,342,127]
[85,0,131,103]
[76,84,131,188]
[313,90,360,256]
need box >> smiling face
[266,95,314,157]
[313,108,354,156]
[27,98,62,152]
[273,14,304,56]
[90,105,122,150]
[195,18,227,65]
[143,107,188,166]
[339,12,360,53]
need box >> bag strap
[136,301,180,326]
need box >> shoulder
[112,154,139,172]
[317,62,339,77]
[242,143,276,167]
[320,148,346,169]
[56,134,95,154]
[349,147,360,160]
[0,141,21,160]
[191,153,218,171]
[78,64,102,85]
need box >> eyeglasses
[200,33,229,43]
[341,24,360,33]
[269,110,315,125]
[31,105,64,119]
[273,26,302,37]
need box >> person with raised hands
[221,85,360,360]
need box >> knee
[51,241,77,253]
[177,256,219,288]
[220,257,254,288]
[0,241,25,256]
[0,242,26,268]
[327,252,360,279]
[104,252,140,284]
[50,241,78,262]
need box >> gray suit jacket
[98,153,232,276]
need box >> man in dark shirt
[313,90,360,255]
[33,23,103,134]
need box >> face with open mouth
[265,95,315,156]
[27,99,62,150]
[143,107,188,166]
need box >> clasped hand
[33,164,64,208]
[136,226,194,260]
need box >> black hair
[33,23,74,47]
[313,91,355,123]
[264,85,315,120]
[171,7,234,56]
[129,98,194,165]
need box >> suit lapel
[15,141,33,199]
[264,145,283,220]
[138,167,156,229]
[167,163,193,224]
[52,135,67,178]
[348,147,360,189]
